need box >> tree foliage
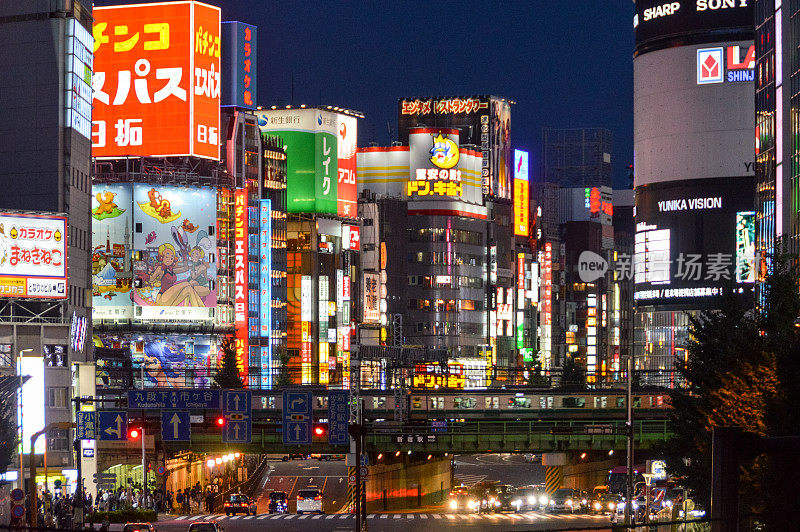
[661,247,800,526]
[213,337,244,389]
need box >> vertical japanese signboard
[540,242,553,369]
[337,114,358,217]
[92,1,220,159]
[513,149,529,236]
[66,18,93,140]
[362,272,379,323]
[259,199,272,387]
[0,213,67,299]
[300,275,312,383]
[234,189,248,381]
[221,21,256,109]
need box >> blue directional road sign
[76,411,96,440]
[161,410,191,441]
[97,411,127,441]
[327,390,349,445]
[282,390,312,445]
[222,390,251,443]
[128,389,220,409]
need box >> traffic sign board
[97,411,127,441]
[222,390,252,444]
[157,466,166,475]
[359,466,368,477]
[349,474,356,486]
[76,411,96,440]
[360,454,368,467]
[161,410,190,441]
[11,504,25,519]
[282,389,312,445]
[128,389,221,409]
[10,488,24,502]
[327,390,349,445]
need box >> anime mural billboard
[92,183,134,318]
[132,184,217,320]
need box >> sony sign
[696,0,748,11]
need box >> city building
[633,1,755,384]
[754,1,796,273]
[256,106,362,387]
[541,128,612,188]
[0,0,94,492]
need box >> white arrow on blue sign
[161,410,190,441]
[98,411,127,441]
[282,390,312,445]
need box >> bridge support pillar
[543,453,566,494]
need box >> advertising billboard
[337,114,358,217]
[234,189,248,380]
[131,184,217,320]
[633,176,755,307]
[398,95,512,199]
[221,21,256,109]
[259,199,272,387]
[66,18,93,140]
[634,0,753,54]
[19,356,45,453]
[256,109,339,214]
[92,183,133,318]
[362,272,380,323]
[0,213,67,299]
[634,42,754,188]
[92,1,221,159]
[513,149,529,236]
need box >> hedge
[86,509,158,523]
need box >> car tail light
[314,495,322,500]
[297,496,304,501]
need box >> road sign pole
[141,424,147,498]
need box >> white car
[296,488,323,515]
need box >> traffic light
[215,416,225,427]
[128,426,141,440]
[313,424,327,437]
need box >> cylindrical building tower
[633,1,755,384]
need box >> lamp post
[16,348,33,491]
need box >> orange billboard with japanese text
[92,1,220,159]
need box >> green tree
[559,355,585,390]
[661,246,800,526]
[275,347,292,387]
[213,338,244,389]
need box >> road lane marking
[420,514,428,519]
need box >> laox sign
[697,44,754,85]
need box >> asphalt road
[157,511,613,531]
[254,458,349,514]
[453,453,546,488]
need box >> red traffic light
[313,425,326,436]
[216,416,225,427]
[128,427,141,440]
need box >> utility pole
[624,356,634,524]
[348,399,367,532]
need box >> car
[122,524,156,532]
[493,485,519,512]
[188,522,223,532]
[512,486,547,511]
[547,488,580,513]
[447,490,479,513]
[223,493,256,516]
[268,491,288,514]
[591,492,620,515]
[575,490,590,513]
[296,488,323,515]
[287,453,306,460]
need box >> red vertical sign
[234,189,249,381]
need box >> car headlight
[549,499,555,506]
[449,500,458,510]
[608,502,616,510]
[632,502,639,510]
[665,500,673,508]
[566,499,573,506]
[489,497,495,504]
[512,499,521,507]
[468,500,477,509]
[494,501,500,507]
[539,495,548,506]
[527,496,535,505]
[594,502,602,510]
[582,499,587,505]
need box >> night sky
[94,1,636,188]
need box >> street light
[16,348,32,489]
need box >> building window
[43,345,67,367]
[0,344,11,367]
[47,387,68,408]
[48,428,69,451]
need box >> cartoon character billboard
[92,183,134,318]
[131,184,217,320]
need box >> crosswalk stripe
[325,514,336,519]
[393,514,402,519]
[420,514,428,519]
[379,514,388,519]
[312,515,323,519]
[243,516,254,519]
[298,515,310,519]
[367,514,375,518]
[174,516,188,521]
[433,514,442,519]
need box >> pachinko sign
[92,1,220,159]
[0,213,67,299]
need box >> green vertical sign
[315,127,338,215]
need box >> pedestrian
[176,489,184,514]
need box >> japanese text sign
[221,21,257,110]
[92,1,220,159]
[0,213,67,299]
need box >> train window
[656,396,664,407]
[260,396,276,409]
[601,397,607,408]
[454,397,477,409]
[547,396,553,409]
[430,397,445,409]
[412,397,422,409]
[562,397,585,408]
[616,397,625,408]
[539,397,546,409]
[485,396,499,409]
[316,396,327,408]
[633,397,642,408]
[373,397,386,408]
[508,397,531,408]
[594,397,600,408]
